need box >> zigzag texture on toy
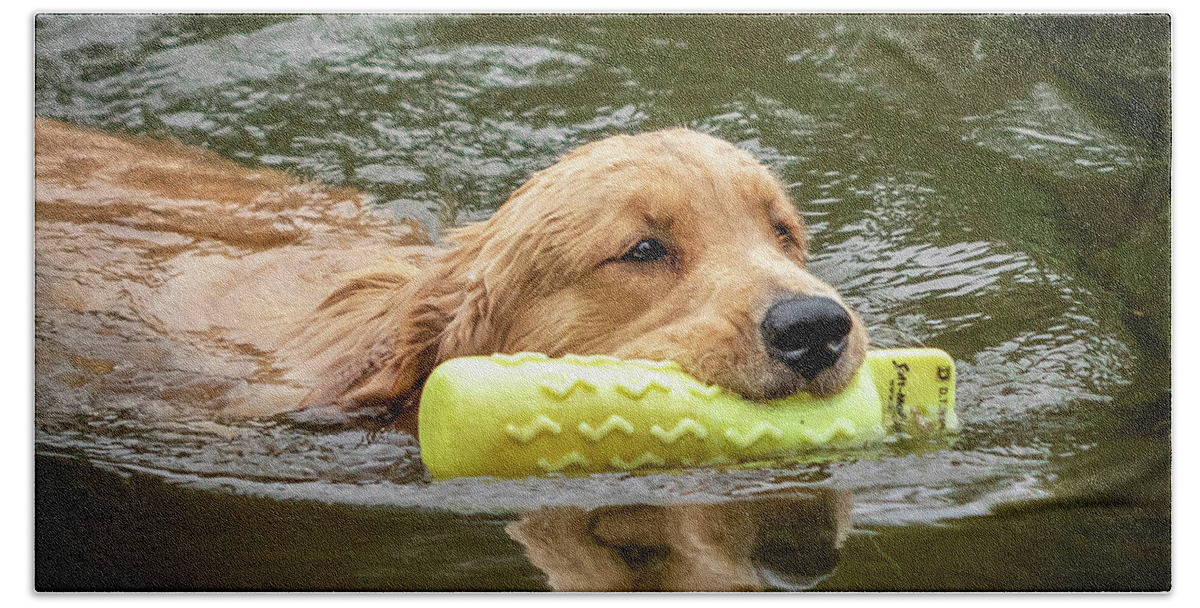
[418,348,958,479]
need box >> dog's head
[304,129,868,424]
[427,128,867,400]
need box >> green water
[34,14,1170,591]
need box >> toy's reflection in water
[506,490,850,592]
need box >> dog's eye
[621,238,669,263]
[774,223,795,246]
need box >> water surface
[34,14,1170,591]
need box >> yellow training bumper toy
[418,348,957,479]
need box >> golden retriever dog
[35,118,868,436]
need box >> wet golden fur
[35,118,867,434]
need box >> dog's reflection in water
[506,490,851,592]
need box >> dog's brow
[618,191,679,232]
[641,213,675,232]
[766,196,800,220]
[759,199,787,225]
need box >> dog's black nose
[761,296,852,381]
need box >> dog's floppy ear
[432,180,578,359]
[281,271,446,429]
[282,223,506,429]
